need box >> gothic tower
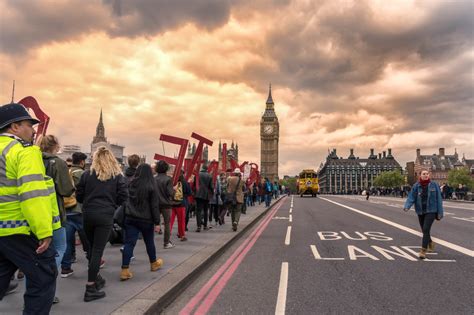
[92,109,107,144]
[260,84,279,182]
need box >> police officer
[0,103,58,314]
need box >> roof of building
[417,154,460,171]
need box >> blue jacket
[404,182,443,218]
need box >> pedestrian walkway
[0,198,284,315]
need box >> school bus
[298,169,319,197]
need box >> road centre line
[180,198,286,315]
[319,197,474,257]
[289,214,292,222]
[289,208,292,213]
[285,226,292,245]
[275,262,289,315]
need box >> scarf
[419,178,431,187]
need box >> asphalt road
[164,195,474,314]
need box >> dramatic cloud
[0,0,472,175]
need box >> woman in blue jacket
[404,169,443,259]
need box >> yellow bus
[298,169,319,197]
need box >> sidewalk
[0,197,284,315]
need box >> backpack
[174,181,183,202]
[63,168,80,209]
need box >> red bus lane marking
[180,198,286,315]
[194,200,285,315]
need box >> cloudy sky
[1,0,472,176]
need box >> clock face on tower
[264,125,274,135]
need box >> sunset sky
[1,0,473,176]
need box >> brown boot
[428,241,435,253]
[150,258,164,272]
[120,268,133,281]
[419,248,427,259]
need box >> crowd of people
[0,101,282,314]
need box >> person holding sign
[403,169,443,259]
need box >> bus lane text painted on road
[310,231,456,262]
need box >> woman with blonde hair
[76,146,128,301]
[404,169,444,259]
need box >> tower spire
[266,83,274,105]
[92,108,107,144]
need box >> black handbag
[113,204,126,227]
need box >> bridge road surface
[165,195,474,314]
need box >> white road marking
[452,217,474,223]
[320,197,474,257]
[289,208,292,214]
[285,226,292,245]
[289,214,292,222]
[310,245,345,260]
[401,246,456,262]
[275,262,288,315]
[273,217,289,220]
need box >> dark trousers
[0,234,57,315]
[161,208,171,245]
[62,214,89,269]
[418,213,437,249]
[83,214,112,282]
[218,204,227,224]
[122,218,156,267]
[209,204,219,223]
[196,198,209,228]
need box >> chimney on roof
[416,148,421,158]
[378,153,382,159]
[439,148,445,157]
[370,148,374,156]
[383,151,386,158]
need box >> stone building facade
[318,148,402,194]
[413,148,463,184]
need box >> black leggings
[418,213,436,249]
[83,213,113,282]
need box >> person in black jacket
[120,164,163,281]
[154,161,175,249]
[193,165,214,232]
[76,146,128,302]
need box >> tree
[373,170,404,188]
[280,177,297,193]
[447,168,474,190]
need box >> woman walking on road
[76,146,128,301]
[121,163,163,281]
[403,169,443,259]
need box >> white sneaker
[164,242,175,249]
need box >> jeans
[265,194,272,207]
[418,213,437,249]
[195,198,209,228]
[52,227,67,269]
[83,213,113,283]
[171,206,186,238]
[122,218,156,267]
[62,214,89,269]
[0,235,57,315]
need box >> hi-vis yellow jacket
[0,135,60,239]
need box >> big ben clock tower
[260,84,279,182]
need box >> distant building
[90,109,125,165]
[414,148,462,184]
[318,148,402,194]
[218,141,239,171]
[406,161,416,186]
[461,155,474,178]
[57,144,82,162]
[186,142,209,163]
